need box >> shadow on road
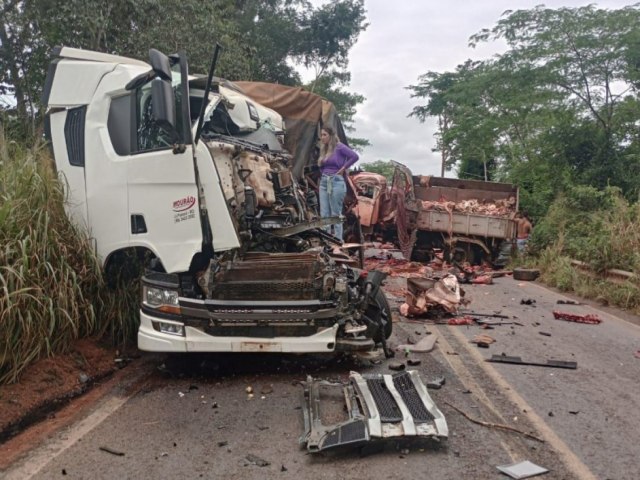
[156,352,374,380]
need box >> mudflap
[300,370,448,453]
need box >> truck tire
[513,268,540,281]
[373,288,393,341]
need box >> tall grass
[0,129,138,384]
[525,186,640,315]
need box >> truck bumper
[137,310,339,353]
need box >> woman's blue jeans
[319,174,346,240]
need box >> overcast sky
[310,1,635,177]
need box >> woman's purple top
[320,143,359,175]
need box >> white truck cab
[44,47,392,355]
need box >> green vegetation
[0,130,138,384]
[408,5,640,216]
[1,0,368,143]
[517,186,640,314]
[409,5,640,312]
[359,160,395,180]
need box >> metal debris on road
[496,459,549,479]
[388,362,406,371]
[460,311,510,319]
[300,371,448,453]
[552,311,601,324]
[445,402,544,443]
[99,446,125,456]
[395,333,438,353]
[477,319,524,327]
[486,355,577,370]
[244,454,270,467]
[426,376,446,390]
[538,332,552,337]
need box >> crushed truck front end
[138,251,390,354]
[134,69,393,356]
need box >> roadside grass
[0,129,138,384]
[515,245,640,316]
[511,185,640,315]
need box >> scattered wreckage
[300,371,448,453]
[352,163,519,266]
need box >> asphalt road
[3,275,640,480]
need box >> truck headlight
[152,320,185,336]
[143,285,181,315]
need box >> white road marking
[443,324,599,480]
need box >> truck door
[125,58,202,273]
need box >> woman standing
[318,126,359,240]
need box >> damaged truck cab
[43,47,391,355]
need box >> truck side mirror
[125,49,172,91]
[149,49,172,81]
[151,78,179,144]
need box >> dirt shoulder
[0,338,125,443]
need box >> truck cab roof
[52,46,149,67]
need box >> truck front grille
[393,372,434,423]
[212,280,317,301]
[210,252,325,301]
[205,325,321,338]
[365,378,403,422]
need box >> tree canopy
[358,160,395,180]
[408,4,640,217]
[0,0,367,141]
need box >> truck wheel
[370,288,392,341]
[513,268,540,281]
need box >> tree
[408,4,640,212]
[2,0,368,145]
[1,0,46,132]
[297,0,367,92]
[469,5,640,192]
[358,160,395,180]
[308,72,368,149]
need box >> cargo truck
[353,162,518,266]
[43,46,391,356]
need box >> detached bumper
[137,310,339,353]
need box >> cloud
[318,0,632,177]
